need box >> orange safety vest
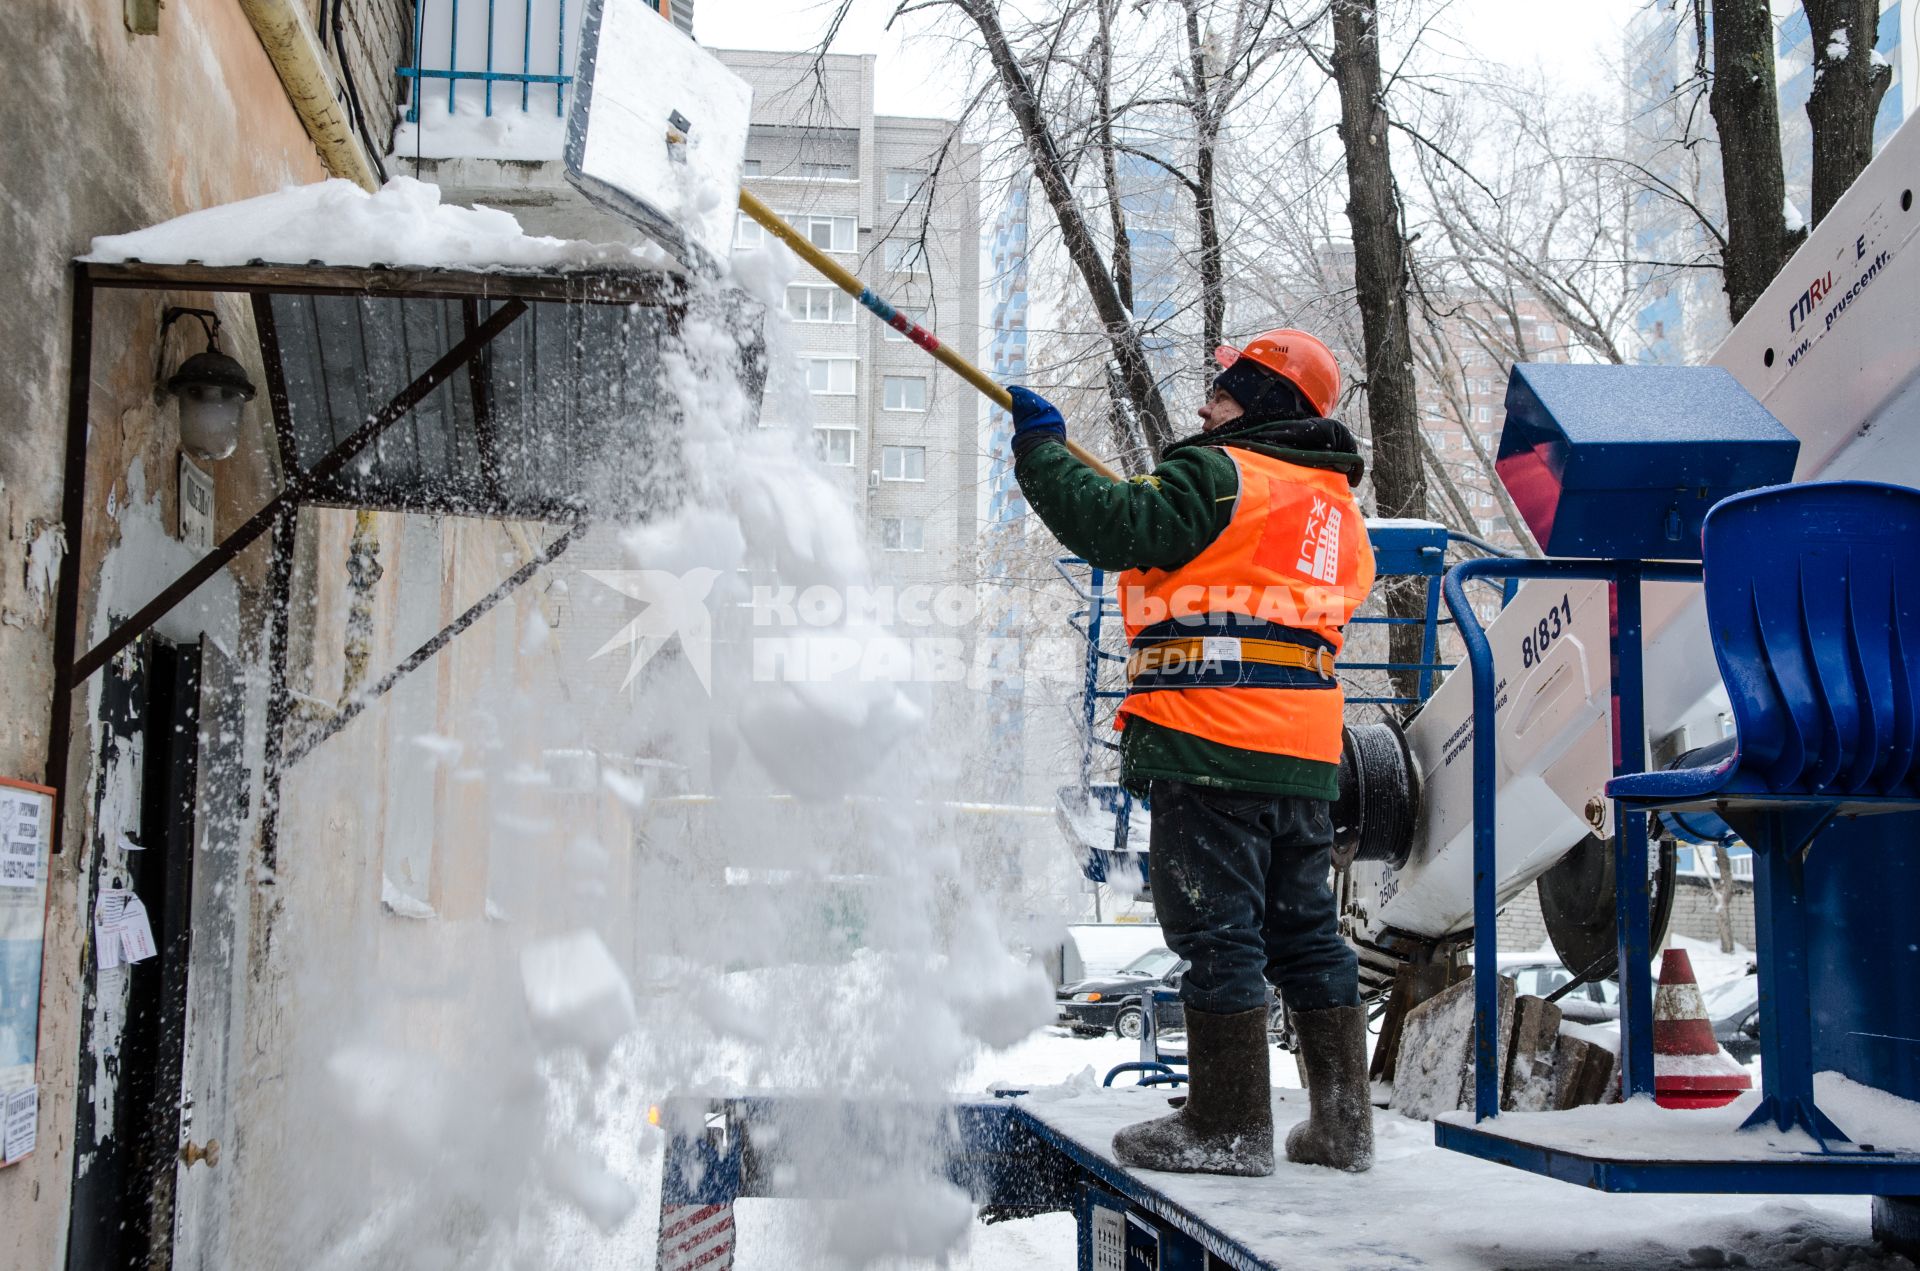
[1116,447,1375,764]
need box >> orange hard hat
[1214,329,1340,417]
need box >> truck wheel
[1114,1006,1144,1040]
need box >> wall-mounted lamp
[160,307,256,462]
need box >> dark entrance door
[66,638,203,1271]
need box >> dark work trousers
[1147,779,1359,1016]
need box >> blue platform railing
[1443,557,1704,1121]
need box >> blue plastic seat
[1610,481,1920,810]
[1607,481,1920,1145]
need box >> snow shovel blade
[565,0,753,277]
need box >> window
[734,211,766,251]
[883,375,927,411]
[883,307,927,340]
[1121,949,1182,978]
[1535,323,1556,343]
[886,168,929,203]
[801,215,856,252]
[1474,405,1492,423]
[884,239,928,273]
[786,284,853,323]
[742,158,763,176]
[804,358,857,394]
[814,427,855,465]
[800,161,854,180]
[881,515,925,551]
[881,445,926,481]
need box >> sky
[696,0,1645,119]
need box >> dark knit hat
[1213,356,1318,423]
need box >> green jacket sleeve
[1013,439,1238,572]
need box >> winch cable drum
[1332,721,1419,871]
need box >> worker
[1006,330,1376,1177]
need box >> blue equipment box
[1495,364,1799,560]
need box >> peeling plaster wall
[0,3,328,1265]
[230,508,627,1265]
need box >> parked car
[1706,971,1762,1062]
[1057,947,1287,1040]
[1505,960,1621,1025]
[1057,947,1188,1038]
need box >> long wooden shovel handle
[737,189,1121,481]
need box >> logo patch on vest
[1294,496,1342,584]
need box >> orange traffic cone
[1652,948,1753,1110]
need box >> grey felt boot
[1112,1006,1274,1176]
[1284,1004,1374,1172]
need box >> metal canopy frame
[48,258,699,854]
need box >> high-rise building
[1112,127,1187,387]
[984,188,1031,534]
[980,189,1032,799]
[717,49,983,592]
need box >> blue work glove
[1006,385,1066,459]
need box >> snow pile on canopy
[84,176,677,272]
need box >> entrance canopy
[50,256,765,850]
[84,259,763,521]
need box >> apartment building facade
[719,49,983,592]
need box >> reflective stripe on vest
[1115,447,1375,764]
[1126,633,1337,690]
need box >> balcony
[389,0,669,244]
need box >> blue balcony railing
[398,0,664,123]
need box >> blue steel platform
[659,1085,1920,1269]
[1434,1036,1920,1197]
[1434,1118,1920,1198]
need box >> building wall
[307,0,409,171]
[0,3,335,1265]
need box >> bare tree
[1709,0,1796,323]
[1412,82,1649,369]
[1327,0,1426,702]
[936,0,1180,452]
[1804,0,1893,226]
[1327,1,1421,521]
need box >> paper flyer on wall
[92,887,157,969]
[2,1084,35,1164]
[0,792,43,888]
[0,781,54,1151]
